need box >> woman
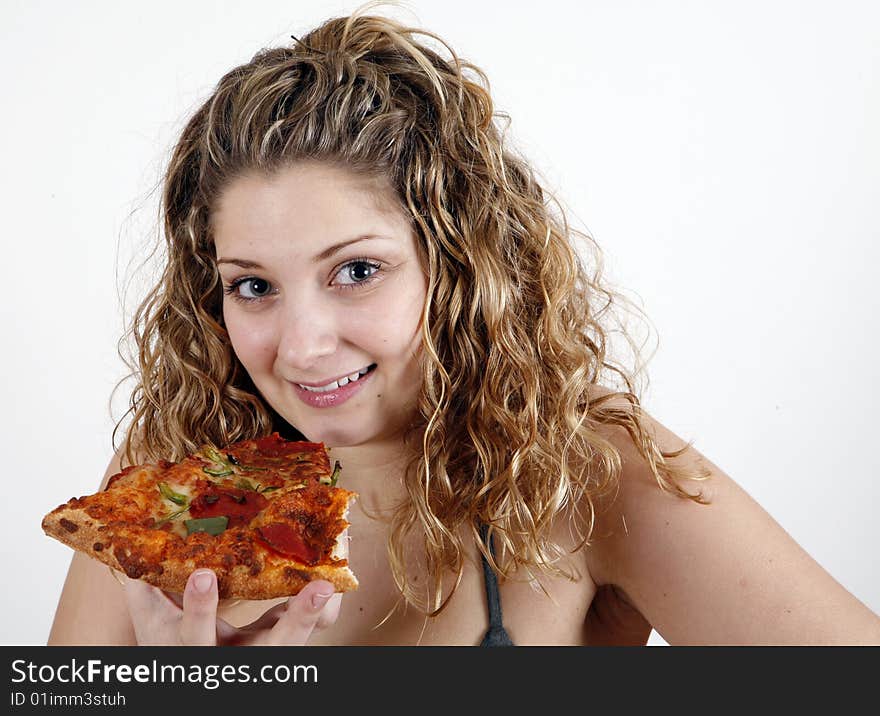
[47,10,880,646]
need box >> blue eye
[223,277,274,303]
[334,259,381,288]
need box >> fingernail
[193,571,214,594]
[311,589,333,609]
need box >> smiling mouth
[295,364,377,393]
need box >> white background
[2,0,877,645]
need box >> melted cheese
[157,481,195,539]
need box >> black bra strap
[478,523,514,646]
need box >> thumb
[180,570,219,646]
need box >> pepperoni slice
[189,487,267,527]
[257,522,320,564]
[252,435,326,458]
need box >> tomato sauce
[188,487,268,527]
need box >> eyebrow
[215,235,384,269]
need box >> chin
[296,422,374,449]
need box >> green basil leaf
[202,446,228,465]
[158,482,188,506]
[319,461,341,487]
[235,477,257,491]
[184,516,229,536]
[155,507,188,527]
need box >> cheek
[225,316,273,367]
[349,289,424,360]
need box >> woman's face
[212,162,427,448]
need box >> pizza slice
[42,433,358,600]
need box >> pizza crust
[43,503,358,599]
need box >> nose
[274,293,338,374]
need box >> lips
[296,364,377,392]
[290,364,377,408]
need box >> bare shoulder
[584,387,880,645]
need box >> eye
[333,259,382,288]
[223,277,274,303]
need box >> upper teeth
[298,366,371,392]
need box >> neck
[325,435,419,515]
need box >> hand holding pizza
[124,570,341,646]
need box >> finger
[315,592,343,631]
[123,578,180,646]
[215,604,288,646]
[238,602,288,633]
[215,615,242,643]
[263,580,336,645]
[180,570,219,646]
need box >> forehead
[211,162,410,253]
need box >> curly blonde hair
[114,5,711,615]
